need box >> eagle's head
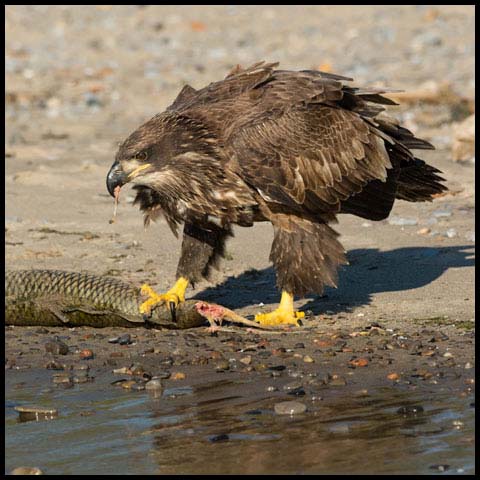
[106,112,222,231]
[106,115,168,198]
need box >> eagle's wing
[227,103,393,218]
[167,61,279,113]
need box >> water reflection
[5,372,474,475]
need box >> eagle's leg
[255,291,305,326]
[254,215,347,326]
[139,220,232,320]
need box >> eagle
[106,61,447,326]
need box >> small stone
[113,367,130,375]
[145,379,163,390]
[121,380,137,390]
[443,351,454,358]
[268,365,286,371]
[109,334,132,345]
[239,355,252,365]
[388,216,417,226]
[417,227,430,235]
[266,385,278,392]
[45,338,68,355]
[274,401,307,415]
[303,355,314,363]
[387,372,400,381]
[445,228,457,238]
[79,349,94,360]
[44,361,64,370]
[354,389,369,397]
[464,362,473,369]
[432,209,452,218]
[429,465,450,473]
[131,383,145,391]
[73,375,89,384]
[209,433,229,442]
[15,405,58,422]
[130,364,145,376]
[397,405,424,416]
[11,467,43,475]
[154,371,171,380]
[52,374,73,387]
[171,372,186,380]
[349,358,369,368]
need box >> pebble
[240,355,252,365]
[108,334,132,345]
[130,383,145,391]
[154,371,171,380]
[397,405,424,416]
[145,379,163,390]
[349,358,369,368]
[121,380,137,390]
[268,365,286,371]
[445,228,457,238]
[209,433,229,442]
[432,209,452,218]
[303,355,314,363]
[44,361,64,370]
[52,374,73,388]
[73,375,90,384]
[15,405,58,422]
[464,362,473,369]
[171,372,186,380]
[79,349,94,360]
[113,367,130,375]
[429,465,450,473]
[45,338,68,355]
[274,401,307,415]
[416,227,430,235]
[11,467,43,475]
[388,216,417,226]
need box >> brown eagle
[106,61,446,326]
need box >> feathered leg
[140,220,232,320]
[256,215,348,326]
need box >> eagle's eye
[134,151,148,161]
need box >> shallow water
[5,370,475,475]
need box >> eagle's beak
[106,162,128,197]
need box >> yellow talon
[255,291,304,326]
[139,277,189,316]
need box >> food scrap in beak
[109,185,122,224]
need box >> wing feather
[229,104,392,214]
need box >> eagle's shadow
[192,245,475,315]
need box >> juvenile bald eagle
[106,61,446,325]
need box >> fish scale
[5,270,205,329]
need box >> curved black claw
[169,301,177,323]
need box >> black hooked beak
[106,162,128,197]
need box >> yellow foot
[255,291,305,326]
[139,277,189,319]
[255,309,304,326]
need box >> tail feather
[395,158,447,201]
